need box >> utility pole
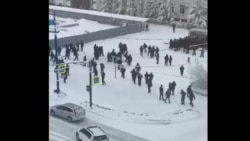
[53,10,60,94]
[89,61,92,108]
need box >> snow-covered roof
[87,126,105,136]
[49,5,149,22]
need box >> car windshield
[93,135,107,140]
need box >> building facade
[171,0,199,22]
[49,0,71,6]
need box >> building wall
[49,25,144,49]
[49,0,71,6]
[49,8,145,49]
[172,0,198,21]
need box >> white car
[76,126,109,141]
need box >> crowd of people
[169,36,207,57]
[49,39,198,107]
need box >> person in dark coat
[188,57,190,63]
[101,71,106,85]
[127,55,132,66]
[80,41,84,52]
[100,63,105,73]
[64,73,67,83]
[50,51,55,61]
[149,72,154,82]
[171,81,176,95]
[73,51,79,61]
[66,64,70,76]
[168,82,172,92]
[147,80,152,93]
[131,69,137,84]
[76,41,80,52]
[147,46,151,56]
[192,48,196,56]
[93,68,98,77]
[187,85,195,107]
[135,63,141,73]
[150,47,155,58]
[180,65,185,76]
[169,56,172,66]
[120,67,126,78]
[146,23,149,31]
[143,43,147,53]
[144,72,149,84]
[140,46,143,56]
[107,52,111,62]
[180,90,186,105]
[99,46,104,56]
[165,88,171,103]
[156,53,159,64]
[137,73,143,86]
[65,47,70,60]
[159,85,164,101]
[200,48,205,57]
[173,23,176,33]
[58,46,61,56]
[155,47,159,55]
[164,54,169,65]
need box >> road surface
[49,115,149,141]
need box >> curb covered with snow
[80,101,200,124]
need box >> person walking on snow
[180,65,185,76]
[180,89,186,105]
[164,54,169,65]
[171,81,176,95]
[101,71,106,85]
[169,55,172,66]
[165,88,171,103]
[187,85,195,107]
[173,23,176,33]
[159,85,164,101]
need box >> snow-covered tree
[143,0,154,18]
[188,0,207,29]
[96,0,113,13]
[126,0,138,16]
[156,0,173,23]
[136,0,145,17]
[189,63,207,89]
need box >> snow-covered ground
[49,24,207,141]
[49,15,118,39]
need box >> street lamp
[51,10,60,94]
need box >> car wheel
[67,116,72,122]
[76,133,79,141]
[51,111,55,116]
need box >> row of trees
[96,0,173,24]
[96,0,207,28]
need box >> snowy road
[49,115,149,141]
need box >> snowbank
[80,101,200,124]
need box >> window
[80,129,92,139]
[94,135,108,140]
[64,107,73,113]
[180,5,185,14]
[56,106,65,110]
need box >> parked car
[76,126,109,141]
[50,103,85,122]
